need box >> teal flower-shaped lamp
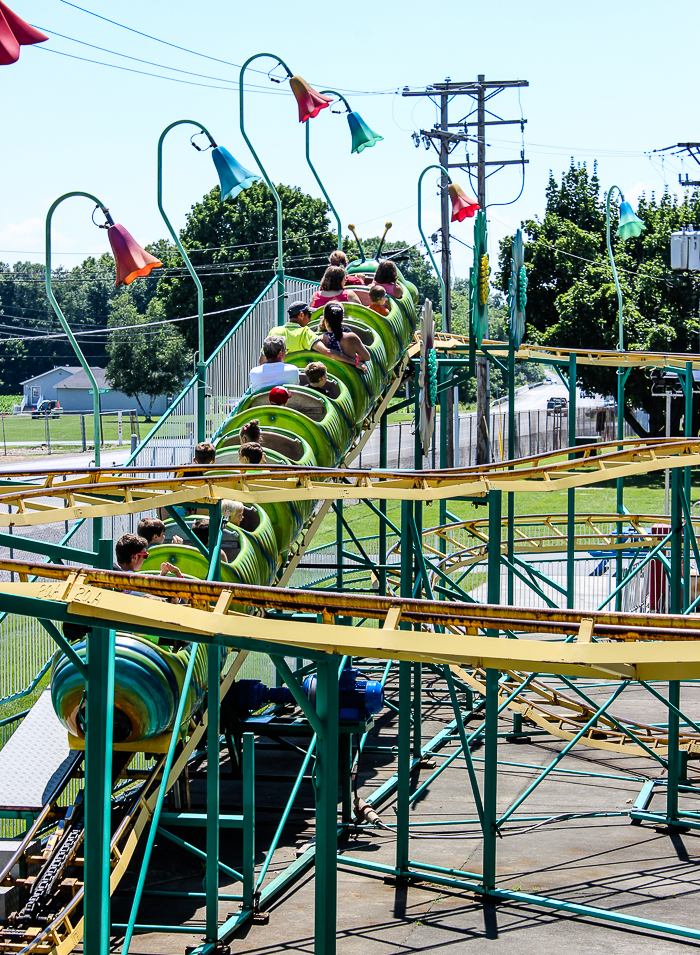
[347,111,383,153]
[212,146,260,201]
[618,201,645,240]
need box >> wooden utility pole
[404,76,528,465]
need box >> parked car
[31,400,63,419]
[546,396,568,416]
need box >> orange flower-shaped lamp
[108,224,163,287]
[289,75,332,123]
[448,182,479,222]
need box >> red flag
[0,2,47,66]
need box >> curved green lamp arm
[157,119,217,363]
[417,164,450,321]
[305,89,349,250]
[45,191,107,467]
[606,184,625,352]
[240,53,293,321]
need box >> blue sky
[2,0,698,282]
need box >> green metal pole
[84,627,115,955]
[206,501,222,942]
[411,501,423,760]
[606,185,627,610]
[483,489,502,890]
[314,655,339,955]
[121,645,202,955]
[439,364,447,529]
[336,502,343,593]
[482,668,498,893]
[379,413,387,595]
[305,89,351,249]
[567,352,577,609]
[507,339,515,604]
[668,467,682,825]
[157,120,218,442]
[242,732,255,911]
[396,500,414,874]
[46,192,107,467]
[684,361,693,611]
[240,53,294,324]
[488,489,502,607]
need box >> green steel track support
[164,505,210,559]
[557,675,668,768]
[83,627,115,955]
[336,501,343,592]
[39,619,88,677]
[255,735,317,890]
[482,488,502,892]
[567,352,577,609]
[396,660,412,876]
[206,499,222,944]
[379,413,388,595]
[242,733,255,912]
[496,681,628,827]
[443,666,484,827]
[596,525,676,612]
[507,339,515,604]
[482,669,499,892]
[121,645,203,954]
[439,364,447,529]
[666,467,683,826]
[615,366,632,611]
[497,556,559,609]
[314,655,340,955]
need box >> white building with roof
[20,366,169,415]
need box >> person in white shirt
[249,336,300,392]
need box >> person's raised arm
[311,338,367,373]
[349,333,370,363]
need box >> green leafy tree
[0,252,162,392]
[154,182,337,356]
[496,162,700,436]
[106,293,192,420]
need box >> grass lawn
[0,413,152,447]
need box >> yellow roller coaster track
[0,436,697,527]
[428,333,700,370]
[0,561,699,681]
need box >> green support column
[507,340,515,604]
[83,627,115,955]
[340,732,353,825]
[483,489,502,891]
[667,468,682,825]
[396,500,414,875]
[336,502,343,592]
[683,361,693,611]
[206,644,220,943]
[567,353,577,609]
[314,655,339,955]
[482,668,499,892]
[396,660,412,876]
[488,489,502,607]
[379,412,388,595]
[206,501,222,943]
[412,495,423,759]
[414,360,422,469]
[242,733,255,912]
[439,364,447,528]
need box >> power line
[54,1,396,96]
